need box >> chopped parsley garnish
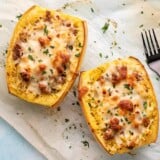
[44,25,49,35]
[143,101,147,109]
[16,14,22,19]
[43,49,49,55]
[99,52,102,58]
[101,22,109,33]
[141,11,144,14]
[28,55,35,61]
[91,8,94,13]
[81,140,89,148]
[75,53,80,57]
[0,24,2,28]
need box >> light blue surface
[0,118,46,160]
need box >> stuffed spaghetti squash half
[6,5,87,107]
[78,57,158,155]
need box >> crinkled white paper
[0,0,160,160]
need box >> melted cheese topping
[13,11,83,95]
[85,61,155,152]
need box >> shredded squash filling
[6,5,87,107]
[78,57,158,155]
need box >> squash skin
[6,5,87,107]
[78,57,159,155]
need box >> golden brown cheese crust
[78,57,159,155]
[6,5,87,107]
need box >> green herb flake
[81,140,89,148]
[75,53,80,57]
[78,42,83,47]
[28,55,35,61]
[141,11,144,14]
[49,69,53,74]
[91,8,94,13]
[139,24,144,28]
[65,118,70,123]
[0,24,2,28]
[28,47,32,52]
[88,102,92,107]
[42,70,47,75]
[44,25,49,35]
[124,84,133,91]
[38,59,43,63]
[68,45,73,50]
[73,90,76,97]
[143,101,147,109]
[16,14,22,19]
[50,45,55,49]
[99,52,102,58]
[43,49,49,55]
[101,22,109,33]
[129,130,134,135]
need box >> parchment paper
[0,0,160,160]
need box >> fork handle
[149,60,160,76]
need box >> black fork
[141,29,160,76]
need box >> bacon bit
[72,29,78,36]
[109,118,122,131]
[60,53,70,63]
[19,32,28,42]
[13,44,23,60]
[39,64,46,71]
[132,120,139,128]
[38,37,50,47]
[142,117,150,127]
[98,76,106,85]
[103,128,114,140]
[118,100,134,112]
[133,72,142,81]
[56,34,60,38]
[111,95,119,101]
[56,76,66,84]
[102,89,107,95]
[39,83,50,94]
[45,10,52,22]
[111,66,127,85]
[55,15,60,20]
[20,71,30,82]
[118,66,127,80]
[128,114,135,122]
[66,23,71,27]
[78,86,88,100]
[127,141,136,149]
[52,51,70,74]
[111,73,121,85]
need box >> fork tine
[148,30,156,54]
[141,32,149,58]
[145,30,153,55]
[152,29,160,51]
